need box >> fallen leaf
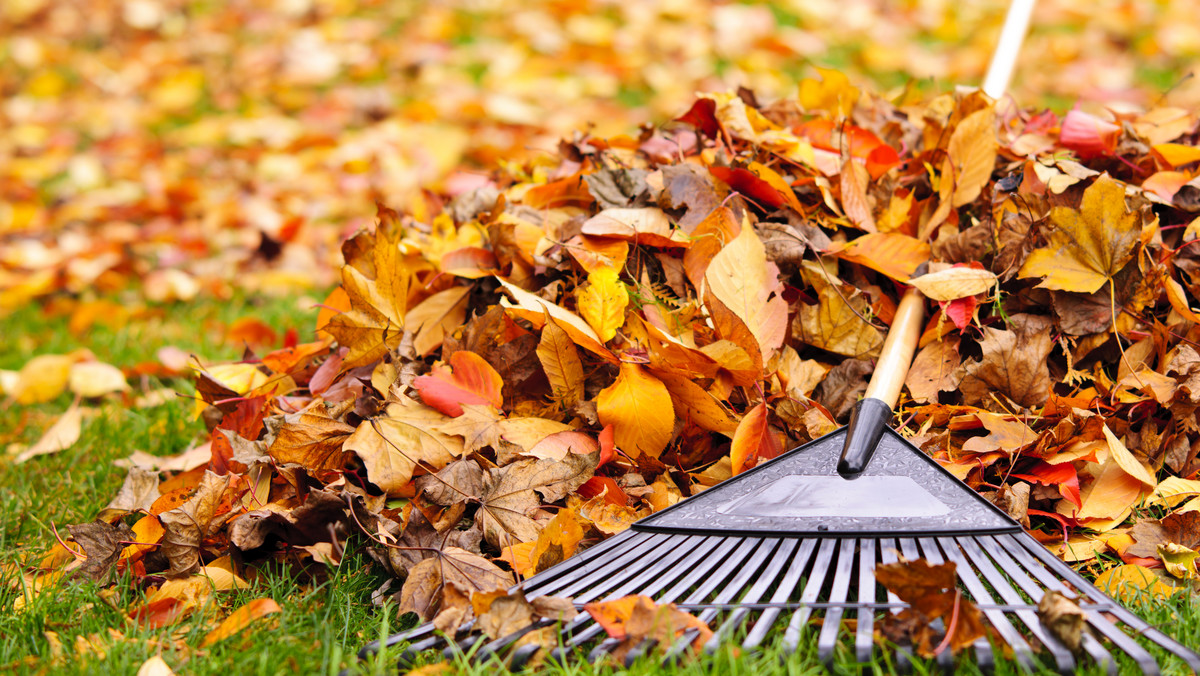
[704,217,788,360]
[576,266,629,343]
[596,364,675,459]
[15,403,83,464]
[413,350,504,417]
[201,598,281,647]
[1019,175,1141,294]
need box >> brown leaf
[342,397,464,495]
[874,559,986,657]
[397,547,513,621]
[959,325,1053,409]
[158,471,243,577]
[536,315,585,409]
[69,521,135,581]
[267,401,355,471]
[1128,512,1200,558]
[813,358,873,421]
[905,336,963,404]
[1037,591,1085,654]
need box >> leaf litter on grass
[11,68,1200,670]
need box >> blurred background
[2,0,1198,310]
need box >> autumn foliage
[21,72,1200,645]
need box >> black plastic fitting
[837,397,892,477]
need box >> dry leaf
[596,364,675,459]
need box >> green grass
[2,293,1200,674]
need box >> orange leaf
[596,364,674,459]
[828,232,930,283]
[730,403,781,474]
[201,598,282,647]
[413,351,503,417]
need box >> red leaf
[598,424,616,466]
[709,166,799,212]
[1011,461,1082,509]
[413,350,504,417]
[674,98,719,138]
[578,476,628,506]
[941,296,978,331]
[729,403,782,474]
[1059,109,1119,159]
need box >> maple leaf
[874,559,986,657]
[1019,175,1143,294]
[959,323,1053,409]
[158,471,245,577]
[413,350,504,417]
[794,262,884,359]
[342,397,464,495]
[267,401,355,472]
[397,547,513,621]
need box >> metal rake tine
[522,529,640,595]
[918,538,1038,672]
[949,536,1076,673]
[524,532,665,598]
[572,534,710,604]
[561,536,746,654]
[817,538,858,666]
[995,534,1164,675]
[877,537,915,675]
[568,534,703,605]
[973,536,1117,674]
[703,538,799,653]
[783,538,839,653]
[854,538,877,664]
[545,534,711,647]
[910,540,954,673]
[1015,533,1200,671]
[695,538,782,625]
[742,538,818,650]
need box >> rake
[357,2,1200,673]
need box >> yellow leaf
[15,403,83,464]
[839,159,875,232]
[794,262,884,358]
[1018,175,1141,293]
[1152,143,1200,168]
[497,278,613,361]
[1102,424,1157,486]
[1146,477,1200,509]
[68,362,129,398]
[1159,543,1199,580]
[941,107,998,208]
[342,397,464,495]
[596,364,674,459]
[405,286,470,356]
[704,218,788,359]
[536,316,585,408]
[200,598,281,647]
[135,656,176,676]
[798,68,860,117]
[907,267,997,302]
[1094,564,1177,605]
[829,232,930,283]
[576,267,628,343]
[12,354,75,404]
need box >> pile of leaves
[6,0,1200,315]
[19,72,1200,657]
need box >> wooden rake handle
[837,287,925,477]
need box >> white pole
[982,0,1036,99]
